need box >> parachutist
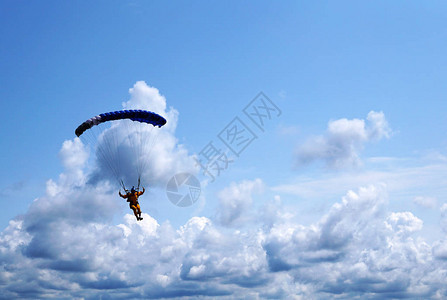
[75,109,165,219]
[119,186,145,221]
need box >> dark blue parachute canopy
[75,110,167,137]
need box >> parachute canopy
[75,109,167,190]
[75,110,166,137]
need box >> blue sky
[1,1,447,298]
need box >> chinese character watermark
[167,92,282,205]
[196,92,281,182]
[194,141,234,182]
[218,117,257,157]
[244,92,282,132]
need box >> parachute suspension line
[82,125,119,183]
[137,121,146,184]
[139,124,160,185]
[83,121,124,188]
[136,122,148,185]
[122,118,159,189]
[123,119,142,187]
[110,121,123,184]
[97,122,122,186]
[135,119,144,183]
[120,179,127,192]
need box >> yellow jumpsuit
[119,188,145,220]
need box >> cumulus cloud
[86,81,197,188]
[295,111,391,169]
[263,185,388,272]
[59,138,89,171]
[385,212,423,236]
[261,185,444,298]
[215,178,263,226]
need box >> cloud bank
[1,85,445,299]
[1,168,447,298]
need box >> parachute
[75,109,167,190]
[75,110,166,137]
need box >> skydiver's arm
[139,187,145,196]
[119,191,127,198]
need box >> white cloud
[295,111,391,169]
[262,185,443,298]
[366,110,392,140]
[123,81,178,134]
[432,240,447,260]
[386,212,423,236]
[59,138,89,171]
[81,81,198,188]
[215,178,264,226]
[413,196,438,209]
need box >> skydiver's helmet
[131,187,136,194]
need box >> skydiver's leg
[136,204,143,220]
[130,205,139,221]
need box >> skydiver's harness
[120,177,142,195]
[120,177,144,209]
